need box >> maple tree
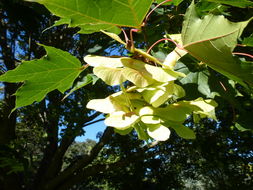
[0,0,252,189]
[1,0,252,140]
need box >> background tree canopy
[0,0,252,190]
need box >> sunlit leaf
[101,30,126,45]
[113,92,143,107]
[138,82,174,107]
[145,64,186,82]
[155,0,184,6]
[141,115,161,124]
[173,83,186,99]
[0,45,83,110]
[139,106,161,124]
[86,92,130,113]
[105,111,139,130]
[27,0,153,33]
[121,58,184,86]
[147,124,171,141]
[189,98,217,120]
[122,67,155,87]
[163,34,188,68]
[84,55,124,68]
[155,103,193,122]
[94,66,126,85]
[139,104,191,123]
[140,98,217,123]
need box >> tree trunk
[0,10,22,190]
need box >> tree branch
[83,118,105,127]
[44,126,114,190]
[41,112,103,181]
[57,140,159,190]
[34,92,61,189]
[0,10,17,145]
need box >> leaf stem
[233,52,253,59]
[236,44,247,47]
[144,0,172,25]
[79,64,89,70]
[129,29,140,52]
[146,38,183,54]
[134,48,163,66]
[83,118,105,128]
[121,28,129,44]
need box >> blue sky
[75,114,106,142]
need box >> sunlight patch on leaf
[94,67,126,86]
[147,124,171,141]
[105,111,139,130]
[84,55,124,68]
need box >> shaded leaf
[236,110,253,131]
[242,34,253,47]
[182,1,253,87]
[134,122,150,140]
[114,127,133,135]
[180,65,217,98]
[206,0,253,8]
[235,123,251,132]
[63,74,98,100]
[168,123,196,139]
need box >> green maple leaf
[182,1,253,87]
[0,45,83,110]
[155,0,184,6]
[242,34,253,47]
[26,0,153,34]
[206,0,253,8]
